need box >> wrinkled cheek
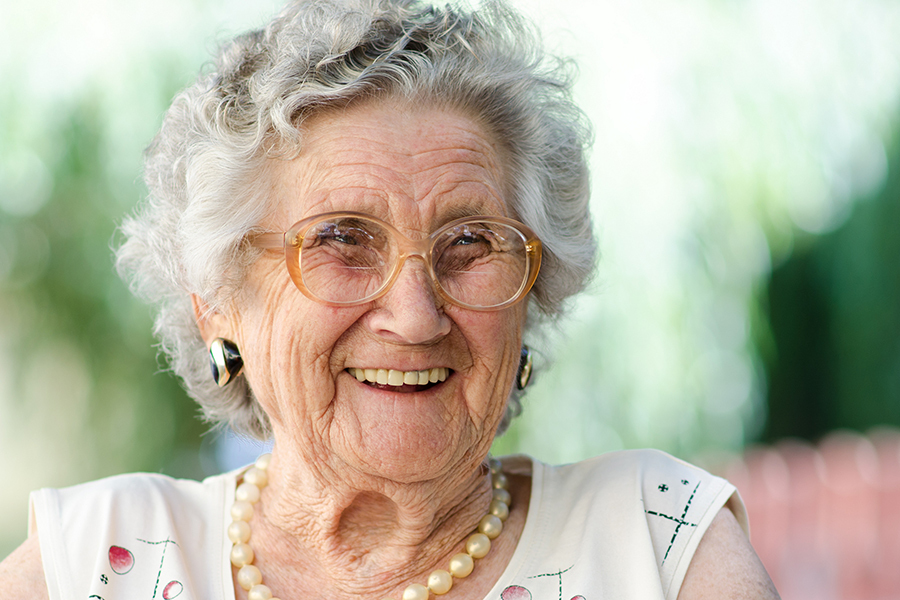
[453,309,525,428]
[463,368,514,430]
[251,343,332,431]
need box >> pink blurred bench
[713,429,900,600]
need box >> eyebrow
[440,203,503,223]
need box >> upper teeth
[348,367,449,386]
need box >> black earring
[209,338,243,387]
[516,345,533,390]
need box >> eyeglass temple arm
[250,232,286,249]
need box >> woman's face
[207,100,526,482]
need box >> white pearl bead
[244,467,269,488]
[492,472,508,490]
[228,520,251,544]
[448,553,474,578]
[466,533,491,558]
[231,500,254,521]
[402,583,429,600]
[428,570,453,595]
[231,543,254,567]
[488,457,502,474]
[237,482,261,504]
[489,499,509,522]
[248,584,273,600]
[237,564,262,590]
[478,514,503,539]
[255,453,272,470]
[492,487,511,506]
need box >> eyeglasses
[251,211,542,311]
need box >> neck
[248,448,494,595]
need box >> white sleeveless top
[29,450,746,600]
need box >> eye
[452,232,489,246]
[311,222,375,247]
[323,231,359,245]
[447,224,501,248]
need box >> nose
[364,258,452,344]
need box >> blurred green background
[2,0,899,558]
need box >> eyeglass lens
[297,216,530,307]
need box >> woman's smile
[346,367,451,392]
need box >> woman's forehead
[264,100,511,228]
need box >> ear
[191,294,238,346]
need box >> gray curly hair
[116,0,595,440]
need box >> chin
[339,423,465,483]
[325,373,496,482]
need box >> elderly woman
[2,0,778,598]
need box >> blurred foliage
[0,80,213,563]
[496,0,900,463]
[0,89,205,478]
[762,126,900,440]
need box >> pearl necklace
[229,454,512,600]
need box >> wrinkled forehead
[261,98,513,236]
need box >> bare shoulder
[0,535,49,599]
[677,506,780,600]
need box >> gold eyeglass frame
[250,211,542,311]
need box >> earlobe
[209,337,244,386]
[192,295,245,387]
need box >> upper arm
[677,506,781,600]
[0,534,50,599]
